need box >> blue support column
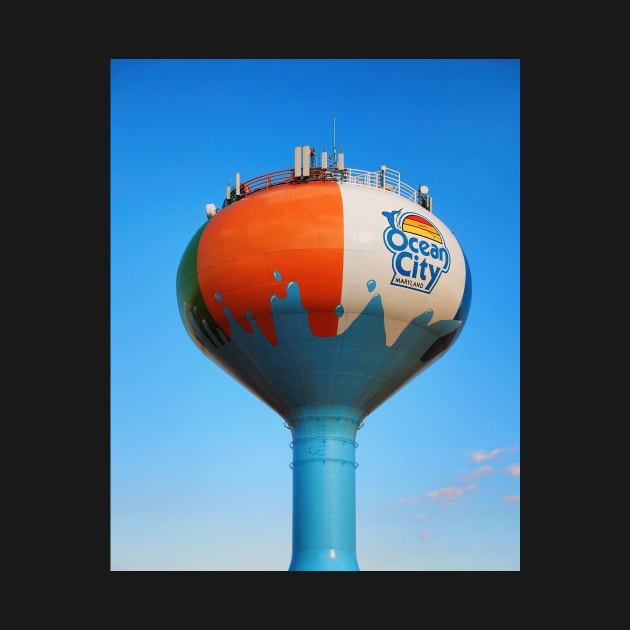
[288,416,360,571]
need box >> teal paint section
[177,269,468,570]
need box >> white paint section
[338,184,467,346]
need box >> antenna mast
[323,116,343,170]
[330,116,337,168]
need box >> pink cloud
[426,484,475,505]
[470,445,518,463]
[396,495,418,505]
[459,465,493,481]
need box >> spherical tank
[176,155,472,571]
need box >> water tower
[176,140,472,571]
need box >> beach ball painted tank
[176,173,472,571]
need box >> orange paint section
[197,182,344,346]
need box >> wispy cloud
[459,460,520,482]
[426,484,476,506]
[400,447,519,513]
[396,495,419,505]
[411,513,427,520]
[419,531,431,540]
[458,465,493,481]
[470,445,518,463]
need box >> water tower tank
[176,144,472,571]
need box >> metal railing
[222,165,431,209]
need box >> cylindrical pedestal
[288,420,360,571]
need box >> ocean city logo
[382,209,450,293]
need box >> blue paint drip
[215,279,461,422]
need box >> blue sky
[110,58,520,571]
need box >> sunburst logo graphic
[382,209,451,293]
